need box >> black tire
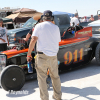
[95,43,100,65]
[0,65,25,91]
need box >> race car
[0,26,100,91]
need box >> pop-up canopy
[6,8,41,23]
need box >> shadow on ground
[5,58,100,99]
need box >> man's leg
[49,56,62,100]
[35,54,49,100]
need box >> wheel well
[92,42,99,57]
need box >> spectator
[79,17,84,23]
[98,14,100,20]
[82,16,89,22]
[89,15,94,21]
[0,19,9,52]
[27,10,62,100]
[70,13,79,26]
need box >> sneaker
[52,95,62,100]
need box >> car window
[56,15,70,26]
[22,18,37,28]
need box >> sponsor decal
[19,64,33,68]
[78,30,91,35]
[9,90,29,95]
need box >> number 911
[64,48,84,65]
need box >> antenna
[76,9,78,14]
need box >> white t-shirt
[82,18,89,22]
[0,27,8,44]
[32,21,61,56]
[70,17,79,26]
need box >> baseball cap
[43,10,53,17]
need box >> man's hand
[24,33,31,42]
[27,56,32,62]
[8,41,9,46]
[23,38,27,41]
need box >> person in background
[70,13,79,26]
[98,14,100,20]
[89,15,94,21]
[27,10,62,100]
[79,17,84,23]
[0,19,9,52]
[82,16,89,22]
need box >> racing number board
[64,48,84,65]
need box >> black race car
[0,26,100,91]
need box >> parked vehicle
[7,12,70,47]
[88,10,100,38]
[7,17,37,47]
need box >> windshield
[22,18,37,28]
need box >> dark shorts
[0,43,7,52]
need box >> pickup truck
[7,12,70,46]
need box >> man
[89,15,94,21]
[0,18,9,51]
[82,16,89,22]
[98,14,100,20]
[27,10,62,100]
[70,13,79,26]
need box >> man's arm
[0,38,6,42]
[24,33,32,42]
[6,34,9,46]
[27,36,38,61]
[23,29,33,42]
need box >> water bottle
[58,61,60,65]
[27,61,33,73]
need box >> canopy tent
[53,11,74,17]
[6,8,42,23]
[13,8,37,13]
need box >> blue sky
[1,0,100,17]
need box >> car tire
[0,65,25,91]
[95,43,100,65]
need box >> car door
[57,37,93,71]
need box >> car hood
[7,27,32,35]
[88,20,100,26]
[93,34,100,38]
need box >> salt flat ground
[0,58,100,100]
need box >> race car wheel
[95,43,100,65]
[0,65,25,91]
